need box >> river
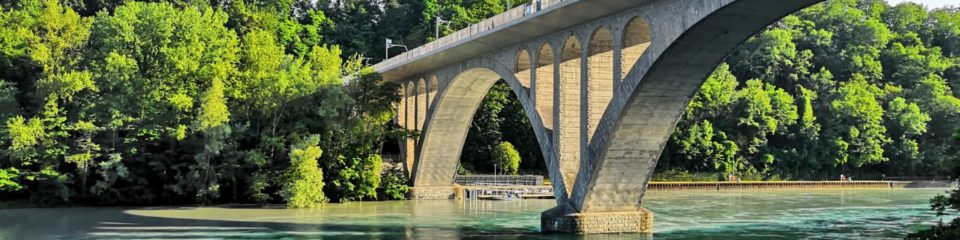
[0,188,949,239]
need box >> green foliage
[281,135,327,208]
[658,1,960,181]
[378,169,409,200]
[246,172,272,204]
[0,82,16,121]
[827,75,889,168]
[363,155,383,198]
[651,169,720,182]
[27,167,71,204]
[0,168,22,192]
[0,0,402,206]
[687,63,739,119]
[492,142,521,175]
[5,116,44,161]
[198,78,230,131]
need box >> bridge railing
[374,0,568,74]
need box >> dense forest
[0,0,410,206]
[460,0,960,181]
[1,0,959,208]
[658,0,960,180]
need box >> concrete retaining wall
[646,181,955,191]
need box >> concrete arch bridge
[375,0,823,234]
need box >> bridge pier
[407,186,457,200]
[541,205,653,234]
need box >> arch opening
[536,43,555,131]
[558,36,582,196]
[587,27,615,142]
[416,78,427,131]
[403,81,417,174]
[459,79,548,178]
[515,50,532,93]
[428,75,438,113]
[621,17,652,81]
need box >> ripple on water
[647,189,949,239]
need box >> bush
[492,142,521,175]
[378,169,409,200]
[0,168,22,192]
[281,136,327,208]
[358,154,383,200]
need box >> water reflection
[0,189,948,239]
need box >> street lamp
[435,16,452,39]
[493,163,498,186]
[384,38,408,59]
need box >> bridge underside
[387,0,823,234]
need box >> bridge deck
[373,0,655,82]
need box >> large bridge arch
[409,60,559,196]
[410,68,501,188]
[571,0,826,214]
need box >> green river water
[0,188,950,239]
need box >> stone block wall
[541,206,653,234]
[408,186,456,200]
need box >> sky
[886,0,956,9]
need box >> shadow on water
[0,203,653,240]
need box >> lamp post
[384,38,408,59]
[435,16,451,39]
[494,163,498,186]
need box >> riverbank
[5,180,955,209]
[646,180,956,191]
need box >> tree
[732,79,799,159]
[686,63,739,121]
[826,75,889,169]
[492,141,521,175]
[282,135,327,208]
[883,97,930,174]
[84,1,242,204]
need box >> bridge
[375,0,823,234]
